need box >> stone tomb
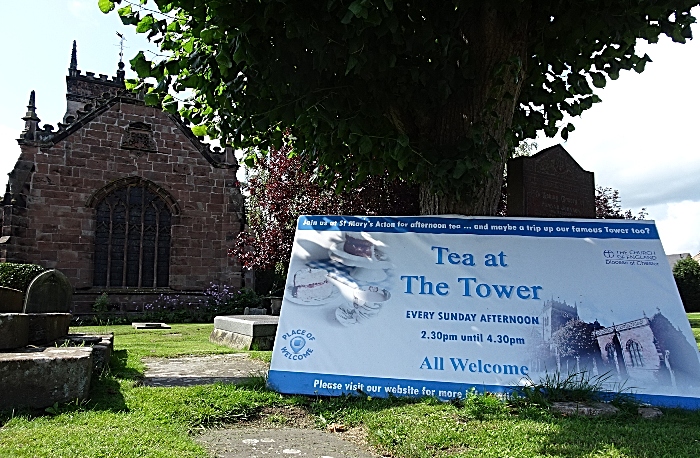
[0,268,111,409]
[0,286,23,313]
[0,347,93,411]
[0,269,74,351]
[210,315,279,351]
[0,314,29,350]
[507,144,595,218]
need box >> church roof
[16,41,236,170]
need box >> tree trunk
[412,4,530,216]
[418,165,505,215]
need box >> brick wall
[2,96,244,314]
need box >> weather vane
[116,32,126,65]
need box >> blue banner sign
[267,216,700,409]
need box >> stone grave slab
[23,269,73,313]
[27,313,72,345]
[0,346,93,410]
[142,353,269,387]
[507,144,595,218]
[54,333,114,375]
[196,427,377,458]
[0,313,29,350]
[0,287,24,313]
[211,315,279,351]
[132,322,171,329]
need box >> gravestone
[507,144,595,218]
[23,269,73,313]
[244,307,268,315]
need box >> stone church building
[0,43,245,314]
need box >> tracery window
[626,340,644,367]
[605,343,616,364]
[93,182,172,287]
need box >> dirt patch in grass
[195,406,380,457]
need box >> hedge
[0,263,46,291]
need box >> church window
[605,343,616,364]
[626,340,644,367]
[93,182,172,287]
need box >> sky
[1,1,699,256]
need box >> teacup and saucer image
[335,286,391,326]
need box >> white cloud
[651,201,700,256]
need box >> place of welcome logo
[279,328,316,361]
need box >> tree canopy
[229,144,417,276]
[100,0,698,214]
[673,256,700,312]
[595,186,648,219]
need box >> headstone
[507,144,595,218]
[23,269,73,313]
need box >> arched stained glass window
[605,343,616,364]
[93,183,172,287]
[626,340,644,367]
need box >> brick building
[0,42,245,314]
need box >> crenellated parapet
[16,41,237,170]
[64,40,126,123]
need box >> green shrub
[0,263,46,291]
[74,285,264,326]
[674,257,700,313]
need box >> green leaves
[216,49,233,69]
[591,72,606,89]
[232,45,246,65]
[129,51,152,78]
[561,123,575,141]
[191,125,208,137]
[358,136,372,155]
[452,161,467,179]
[348,1,368,19]
[345,55,358,75]
[101,0,700,213]
[98,0,115,14]
[143,92,160,107]
[136,14,155,33]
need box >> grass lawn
[1,321,699,458]
[688,312,700,346]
